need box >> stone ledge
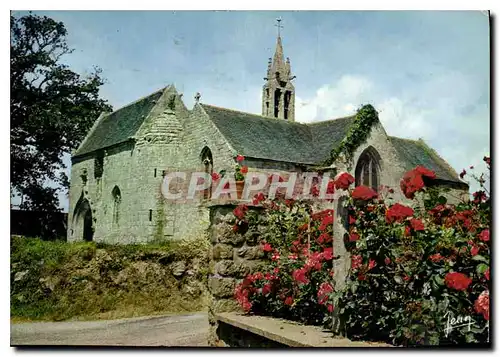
[215,312,393,348]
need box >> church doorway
[83,208,93,242]
[73,194,94,242]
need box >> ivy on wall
[322,104,379,169]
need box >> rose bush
[231,160,490,346]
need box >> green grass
[10,235,209,322]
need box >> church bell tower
[262,18,296,121]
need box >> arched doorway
[73,194,94,242]
[83,209,93,242]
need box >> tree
[11,13,112,211]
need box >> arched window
[200,147,213,199]
[112,186,121,226]
[355,147,381,192]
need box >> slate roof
[200,104,354,165]
[389,136,463,184]
[201,104,463,184]
[74,88,165,157]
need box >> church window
[112,186,121,226]
[149,209,153,222]
[94,151,104,179]
[355,147,381,192]
[266,88,269,97]
[154,168,157,177]
[200,146,213,199]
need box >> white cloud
[296,75,374,123]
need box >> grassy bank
[10,235,210,322]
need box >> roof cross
[275,17,283,37]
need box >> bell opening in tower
[284,90,291,120]
[274,88,281,118]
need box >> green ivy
[323,104,379,168]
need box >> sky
[12,11,490,212]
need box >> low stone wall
[214,312,392,348]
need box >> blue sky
[12,11,490,211]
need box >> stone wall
[207,203,267,346]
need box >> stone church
[67,30,468,244]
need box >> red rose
[474,290,489,320]
[236,154,245,162]
[318,233,332,244]
[429,253,443,262]
[352,185,378,201]
[349,215,356,224]
[326,180,336,194]
[473,191,487,204]
[211,172,220,181]
[271,251,280,261]
[415,166,437,179]
[311,209,334,221]
[351,255,362,270]
[335,172,355,190]
[284,296,294,306]
[317,282,334,305]
[327,304,334,313]
[262,283,272,296]
[368,259,376,270]
[386,203,414,224]
[292,268,309,285]
[262,243,273,252]
[444,272,472,291]
[471,245,479,256]
[240,165,248,174]
[384,257,391,265]
[319,215,334,231]
[400,166,435,199]
[410,218,425,231]
[233,204,248,220]
[400,171,424,199]
[322,247,334,260]
[252,192,266,205]
[358,273,366,281]
[349,232,359,242]
[479,229,490,242]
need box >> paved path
[10,312,209,347]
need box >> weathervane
[275,17,283,37]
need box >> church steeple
[262,18,296,121]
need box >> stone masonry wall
[207,203,268,347]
